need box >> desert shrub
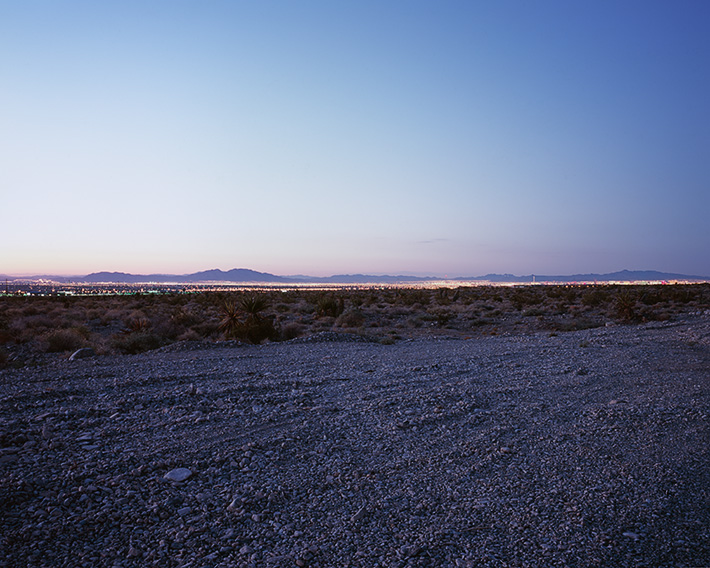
[42,328,87,352]
[562,288,579,303]
[406,316,424,328]
[152,318,183,340]
[0,313,11,344]
[398,289,430,306]
[523,308,547,317]
[336,309,366,328]
[315,295,344,318]
[639,288,664,306]
[23,314,55,329]
[614,291,638,321]
[435,288,453,305]
[177,329,202,342]
[125,317,151,333]
[638,306,671,322]
[278,291,300,305]
[511,289,542,310]
[280,323,304,340]
[543,287,565,299]
[125,310,148,324]
[582,288,607,307]
[170,306,202,327]
[101,308,126,326]
[664,287,687,304]
[16,303,39,316]
[388,307,413,317]
[228,319,278,344]
[430,310,454,327]
[112,331,163,354]
[190,321,219,339]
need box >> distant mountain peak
[81,268,289,284]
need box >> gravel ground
[1,316,709,568]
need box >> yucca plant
[239,296,268,321]
[614,291,638,321]
[218,295,277,343]
[316,295,344,317]
[218,300,242,339]
[123,317,150,334]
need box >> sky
[2,1,709,278]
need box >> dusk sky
[2,1,709,277]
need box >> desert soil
[1,315,709,568]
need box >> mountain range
[2,268,708,284]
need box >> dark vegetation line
[1,284,708,367]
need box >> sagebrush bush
[280,323,304,340]
[239,318,279,344]
[336,309,365,328]
[112,331,163,354]
[316,296,344,318]
[42,328,87,353]
[170,328,196,342]
[582,288,606,307]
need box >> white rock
[69,347,96,361]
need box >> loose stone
[164,468,192,482]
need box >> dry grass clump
[0,284,707,365]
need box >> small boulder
[164,468,192,482]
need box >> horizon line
[3,267,710,282]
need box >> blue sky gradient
[2,1,709,276]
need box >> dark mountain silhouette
[463,269,708,283]
[77,268,709,284]
[81,269,289,284]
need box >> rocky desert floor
[1,315,709,567]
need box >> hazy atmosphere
[2,1,709,277]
